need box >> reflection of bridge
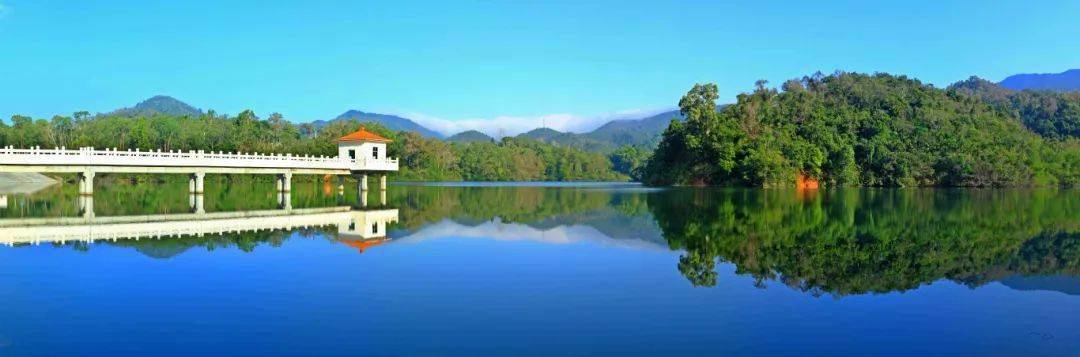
[0,127,398,196]
[0,206,399,247]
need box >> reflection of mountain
[1000,275,1080,296]
[388,185,663,248]
[395,217,664,251]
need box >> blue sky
[0,0,1077,135]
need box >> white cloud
[397,107,674,138]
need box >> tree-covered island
[643,72,1078,187]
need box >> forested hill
[949,77,1079,140]
[446,130,494,143]
[999,69,1080,92]
[321,110,445,139]
[643,72,1079,187]
[111,95,203,117]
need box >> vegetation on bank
[4,71,1077,185]
[0,110,625,182]
[642,72,1079,187]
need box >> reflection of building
[0,207,399,248]
[336,207,399,253]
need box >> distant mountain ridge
[446,130,494,143]
[999,69,1080,92]
[111,95,203,117]
[323,110,445,139]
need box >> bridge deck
[0,207,400,245]
[0,146,397,174]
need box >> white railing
[0,146,398,171]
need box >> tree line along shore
[2,71,1077,187]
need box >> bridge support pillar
[360,189,368,207]
[276,172,292,192]
[78,171,95,195]
[79,195,94,219]
[360,174,369,191]
[278,191,292,210]
[380,189,387,206]
[190,172,205,194]
[189,194,205,214]
[380,175,387,191]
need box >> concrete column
[380,175,387,191]
[189,194,205,214]
[276,175,284,191]
[193,172,205,194]
[79,171,95,195]
[79,195,94,219]
[283,172,292,192]
[360,189,368,207]
[337,176,345,195]
[380,189,387,206]
[360,174,369,191]
[189,175,196,193]
[278,191,292,210]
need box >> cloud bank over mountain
[399,108,673,138]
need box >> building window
[372,223,378,234]
[348,149,356,160]
[348,222,355,231]
[372,146,379,159]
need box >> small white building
[337,127,398,172]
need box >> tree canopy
[0,110,625,182]
[643,72,1079,187]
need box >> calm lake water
[0,178,1078,355]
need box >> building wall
[338,142,387,161]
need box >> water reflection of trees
[12,183,1079,297]
[649,189,1080,295]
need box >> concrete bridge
[0,128,398,195]
[0,205,400,247]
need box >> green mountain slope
[447,130,495,143]
[112,95,203,117]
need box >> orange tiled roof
[341,239,387,254]
[338,127,392,143]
